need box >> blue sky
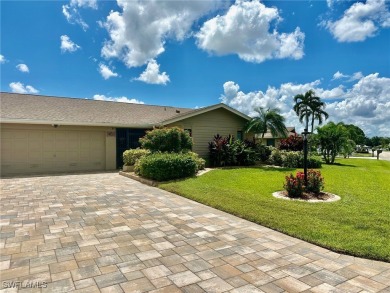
[1,0,389,137]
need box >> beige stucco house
[0,92,251,176]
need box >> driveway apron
[1,173,389,292]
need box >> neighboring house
[0,93,251,176]
[255,127,297,147]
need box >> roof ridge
[0,92,193,110]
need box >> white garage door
[1,128,106,176]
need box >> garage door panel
[67,151,79,161]
[1,128,106,176]
[29,151,43,163]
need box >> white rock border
[272,191,341,203]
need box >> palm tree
[244,107,288,142]
[310,100,329,134]
[293,90,328,133]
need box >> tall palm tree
[310,100,329,133]
[293,90,328,133]
[244,107,288,142]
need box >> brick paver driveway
[1,173,389,293]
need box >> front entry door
[116,128,147,168]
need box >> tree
[341,139,356,158]
[310,101,329,133]
[244,107,288,141]
[316,122,349,164]
[343,124,366,145]
[293,90,328,133]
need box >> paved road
[1,173,389,292]
[349,151,390,161]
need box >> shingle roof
[0,92,194,127]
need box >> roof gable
[160,103,251,125]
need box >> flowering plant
[284,172,304,198]
[306,170,324,194]
[283,170,324,198]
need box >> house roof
[0,92,249,128]
[161,103,251,125]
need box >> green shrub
[269,148,283,166]
[208,135,256,167]
[281,151,301,168]
[139,127,192,153]
[307,156,322,168]
[123,148,151,166]
[188,152,206,171]
[135,153,197,181]
[255,144,272,162]
[305,170,324,194]
[269,150,322,168]
[284,172,304,198]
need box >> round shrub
[135,153,197,181]
[307,156,322,168]
[139,127,192,153]
[269,148,283,166]
[255,144,272,162]
[123,148,151,166]
[188,152,206,171]
[281,151,301,168]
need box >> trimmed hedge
[123,148,151,166]
[269,149,322,168]
[135,153,197,181]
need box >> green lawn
[160,159,390,262]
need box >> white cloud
[98,64,118,80]
[135,59,170,85]
[62,0,96,30]
[60,35,81,53]
[16,64,29,73]
[9,82,39,94]
[332,71,348,80]
[196,0,305,63]
[62,5,89,31]
[350,71,364,81]
[325,0,390,42]
[93,94,144,104]
[0,54,6,64]
[221,73,390,137]
[70,0,97,9]
[101,0,224,68]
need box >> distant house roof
[257,127,296,139]
[0,93,249,128]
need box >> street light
[302,128,311,186]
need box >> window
[237,130,243,141]
[267,139,275,147]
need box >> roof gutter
[0,118,154,129]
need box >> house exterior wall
[166,108,249,158]
[0,123,116,176]
[256,138,282,148]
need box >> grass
[351,152,373,157]
[160,158,390,262]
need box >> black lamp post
[302,128,311,186]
